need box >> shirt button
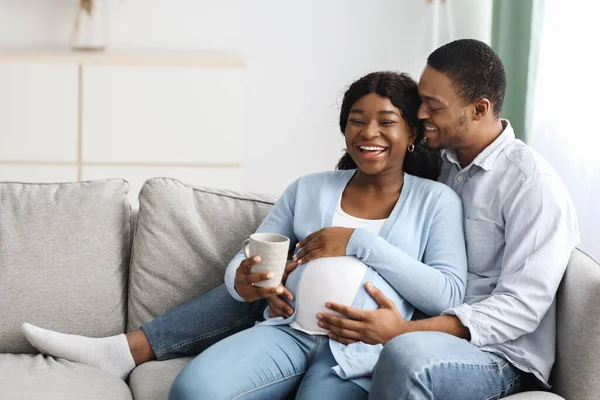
[457,176,464,181]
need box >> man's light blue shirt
[440,121,580,386]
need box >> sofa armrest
[552,248,600,400]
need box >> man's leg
[23,283,267,379]
[370,332,525,400]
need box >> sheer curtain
[528,1,600,260]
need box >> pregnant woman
[168,71,468,400]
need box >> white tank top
[290,199,387,335]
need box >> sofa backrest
[126,178,277,331]
[552,248,600,399]
[0,180,131,353]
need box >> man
[317,39,579,399]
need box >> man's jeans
[371,332,526,400]
[141,283,528,399]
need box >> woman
[21,72,466,398]
[168,71,467,400]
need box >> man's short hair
[427,39,507,118]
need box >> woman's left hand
[316,282,408,345]
[293,227,354,264]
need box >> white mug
[242,233,290,288]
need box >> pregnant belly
[291,256,368,335]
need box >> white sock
[22,322,136,380]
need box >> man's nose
[417,103,429,120]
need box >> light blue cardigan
[224,169,467,391]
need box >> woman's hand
[266,260,298,318]
[234,256,287,302]
[293,227,355,264]
[316,282,407,345]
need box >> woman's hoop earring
[407,143,415,152]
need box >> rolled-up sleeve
[443,173,579,346]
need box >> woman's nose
[362,121,380,138]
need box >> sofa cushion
[552,248,600,399]
[0,179,131,353]
[127,178,276,330]
[0,354,132,400]
[129,357,193,400]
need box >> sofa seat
[128,357,193,400]
[0,354,132,400]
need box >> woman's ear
[410,127,418,142]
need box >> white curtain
[528,1,600,260]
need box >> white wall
[0,0,492,195]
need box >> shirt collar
[441,120,516,171]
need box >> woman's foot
[21,322,136,380]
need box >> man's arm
[321,174,578,346]
[318,283,470,345]
[442,174,579,346]
[403,315,470,340]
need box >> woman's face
[344,93,415,176]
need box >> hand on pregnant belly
[317,282,406,345]
[292,256,368,335]
[293,227,354,264]
[267,260,299,318]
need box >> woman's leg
[295,338,368,400]
[141,283,267,360]
[169,326,314,400]
[23,283,267,379]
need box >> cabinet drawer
[0,63,78,162]
[81,65,244,165]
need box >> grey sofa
[0,178,598,400]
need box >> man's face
[417,66,471,150]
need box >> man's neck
[456,119,505,168]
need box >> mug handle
[242,238,251,259]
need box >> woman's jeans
[141,283,529,399]
[141,283,267,360]
[169,325,368,400]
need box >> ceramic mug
[242,233,290,288]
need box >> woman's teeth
[360,146,386,152]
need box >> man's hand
[234,256,286,302]
[267,260,298,318]
[317,282,407,345]
[293,227,354,264]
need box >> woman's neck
[351,169,404,195]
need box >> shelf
[0,161,241,168]
[0,48,244,68]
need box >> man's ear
[473,98,491,121]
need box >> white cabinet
[0,62,78,163]
[81,65,243,165]
[0,50,244,200]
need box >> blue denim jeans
[141,283,267,360]
[169,325,368,400]
[371,332,527,400]
[142,283,529,399]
